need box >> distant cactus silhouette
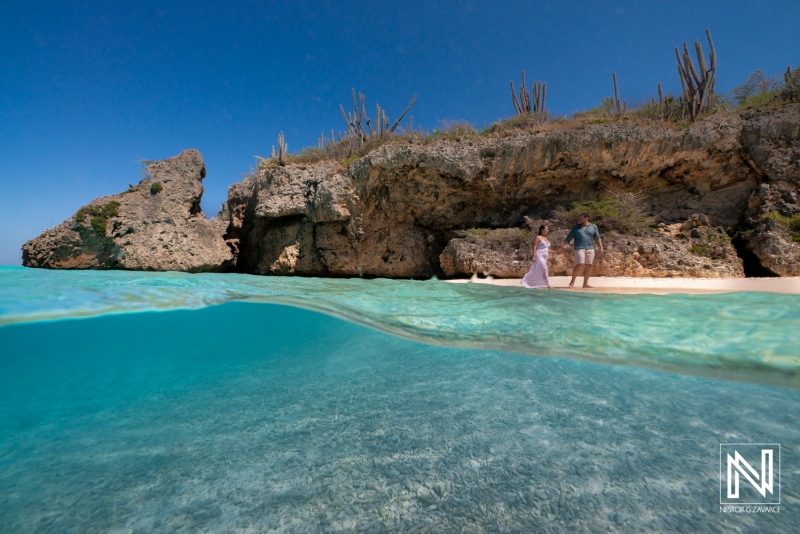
[675,28,717,121]
[339,89,416,146]
[510,70,546,115]
[270,131,288,166]
[610,72,627,116]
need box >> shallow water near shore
[2,267,800,388]
[1,268,800,532]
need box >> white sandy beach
[446,275,800,295]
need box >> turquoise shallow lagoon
[1,267,799,532]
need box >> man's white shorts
[574,248,595,265]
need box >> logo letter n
[727,449,773,499]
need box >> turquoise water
[1,268,799,532]
[2,268,799,387]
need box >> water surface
[1,267,799,388]
[1,268,799,532]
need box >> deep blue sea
[1,267,798,532]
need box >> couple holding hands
[521,213,604,290]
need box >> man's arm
[593,225,604,254]
[555,226,575,254]
[563,227,576,248]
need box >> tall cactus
[675,28,717,121]
[511,70,546,115]
[784,65,800,102]
[611,72,627,115]
[272,131,287,166]
[389,95,416,133]
[340,90,416,148]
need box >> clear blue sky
[2,0,798,266]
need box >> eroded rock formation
[22,150,233,272]
[224,109,796,278]
[23,106,800,278]
[439,216,744,279]
[739,105,800,275]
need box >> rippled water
[2,267,799,387]
[1,268,799,532]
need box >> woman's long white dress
[521,239,550,288]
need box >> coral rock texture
[22,150,233,272]
[23,107,800,278]
[739,104,800,275]
[439,218,744,279]
[225,110,786,278]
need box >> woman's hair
[538,225,547,235]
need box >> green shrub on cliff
[707,233,731,244]
[290,147,328,164]
[728,66,800,110]
[729,73,781,111]
[342,153,361,167]
[431,120,478,142]
[90,216,108,235]
[566,192,653,234]
[482,112,548,135]
[782,65,800,102]
[731,70,777,106]
[763,211,800,242]
[150,182,163,194]
[75,201,120,236]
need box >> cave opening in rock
[731,235,779,277]
[189,199,202,216]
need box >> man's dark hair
[580,212,590,219]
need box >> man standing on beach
[561,213,604,288]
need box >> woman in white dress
[521,225,555,289]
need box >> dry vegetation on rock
[255,28,797,173]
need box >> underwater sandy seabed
[0,302,798,533]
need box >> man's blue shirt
[565,223,601,250]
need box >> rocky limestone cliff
[439,215,744,279]
[739,105,800,275]
[224,108,800,278]
[22,150,233,272]
[23,106,800,278]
